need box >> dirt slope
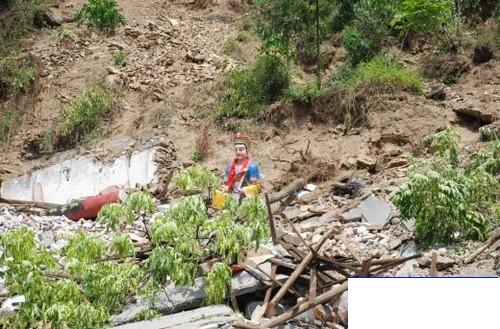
[0,0,499,194]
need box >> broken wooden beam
[268,178,306,204]
[464,230,500,264]
[263,282,348,328]
[264,193,277,244]
[266,226,338,316]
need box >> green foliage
[110,234,135,258]
[283,81,325,103]
[10,64,37,93]
[479,125,498,141]
[147,192,269,296]
[59,82,113,142]
[0,167,270,328]
[112,51,126,66]
[56,26,72,39]
[191,149,203,162]
[125,191,156,216]
[392,0,454,36]
[254,0,335,59]
[205,263,232,304]
[331,0,358,32]
[423,126,460,166]
[135,309,161,321]
[97,203,132,230]
[173,165,220,191]
[75,0,126,32]
[217,54,289,119]
[394,130,499,247]
[335,56,423,93]
[0,227,139,329]
[342,26,374,66]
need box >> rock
[34,7,63,28]
[452,102,497,124]
[107,66,120,75]
[109,305,238,329]
[418,255,456,271]
[276,228,303,246]
[0,295,25,319]
[245,301,286,321]
[427,84,446,101]
[388,238,403,250]
[472,44,494,65]
[109,41,126,50]
[341,195,392,229]
[169,18,180,28]
[401,218,415,232]
[356,157,379,173]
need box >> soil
[0,0,499,276]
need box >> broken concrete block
[418,255,456,271]
[276,228,303,247]
[1,144,175,204]
[341,195,392,229]
[111,271,288,326]
[109,305,238,329]
[303,184,317,192]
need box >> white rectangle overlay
[349,277,499,329]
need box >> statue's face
[234,144,247,160]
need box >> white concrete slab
[0,146,165,204]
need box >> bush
[394,135,499,246]
[342,26,374,66]
[75,0,126,32]
[59,82,113,142]
[283,81,325,103]
[392,0,454,36]
[337,56,423,93]
[0,55,38,95]
[217,54,289,119]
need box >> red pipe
[65,191,120,221]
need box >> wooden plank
[430,251,437,276]
[268,178,306,204]
[265,193,277,245]
[464,230,500,264]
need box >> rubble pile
[0,177,498,329]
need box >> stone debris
[2,174,494,329]
[109,305,238,329]
[341,195,392,229]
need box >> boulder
[34,7,63,28]
[472,44,494,65]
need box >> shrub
[392,0,454,36]
[59,82,113,142]
[75,0,126,32]
[173,165,220,191]
[283,81,325,103]
[10,64,37,93]
[217,54,289,119]
[338,56,423,93]
[394,129,498,246]
[342,26,374,66]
